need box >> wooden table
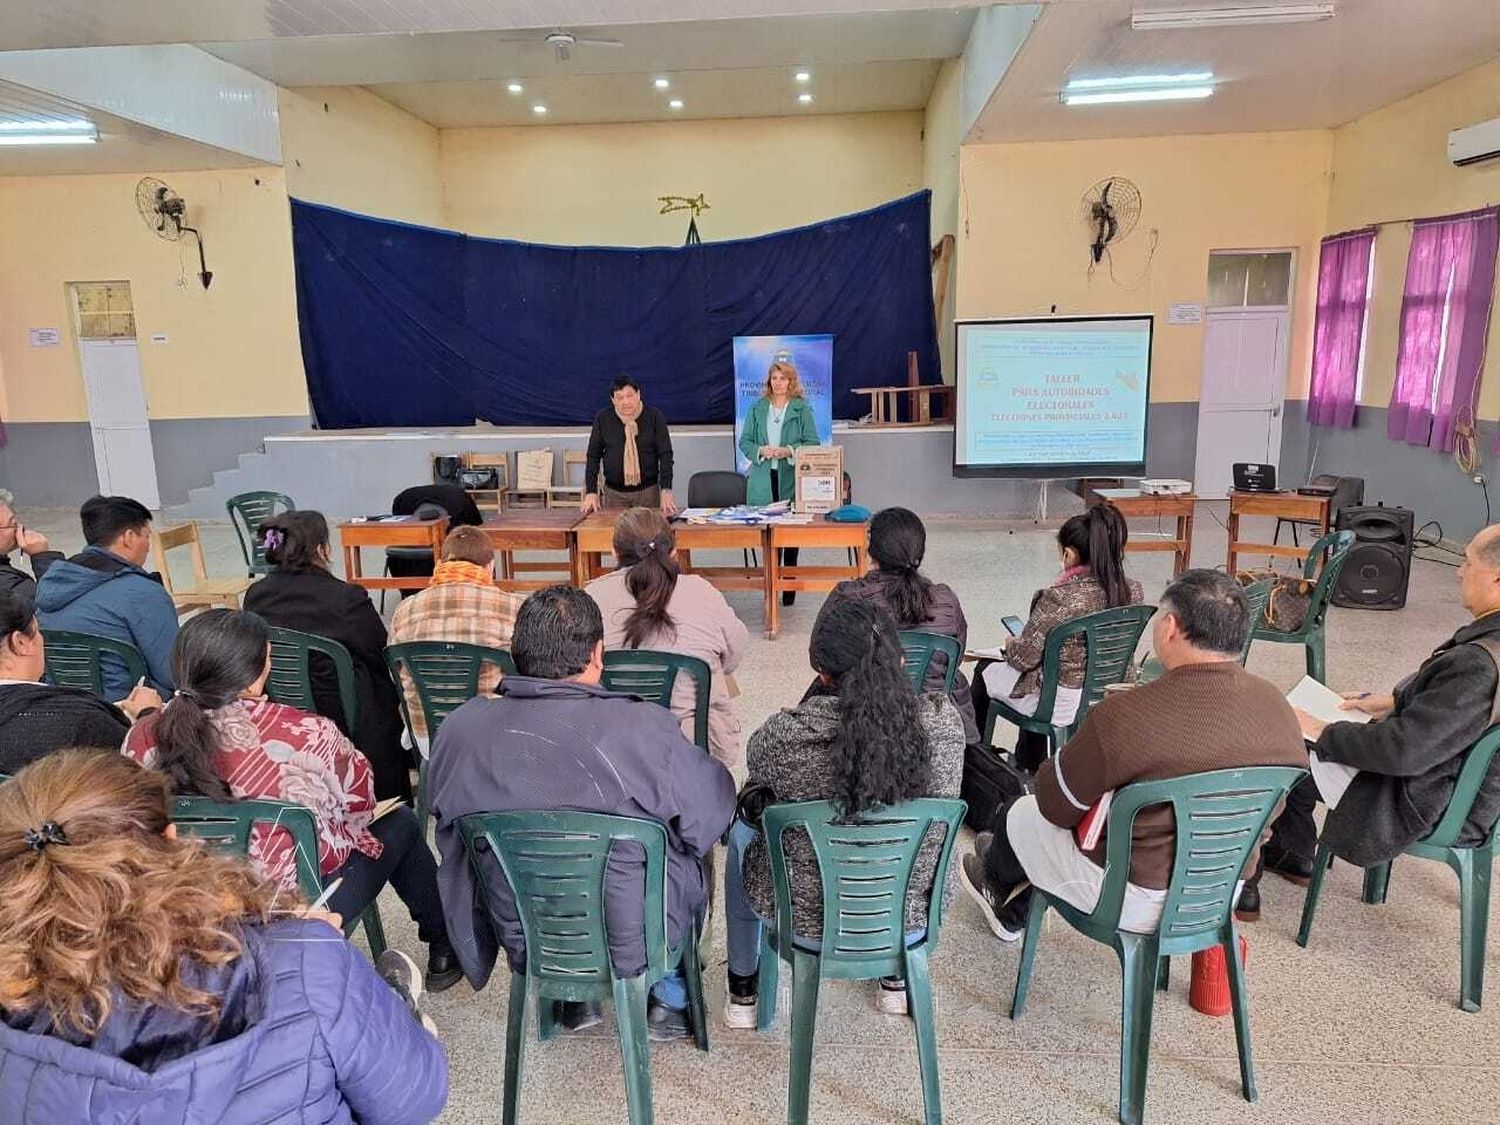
[337,516,447,591]
[1092,488,1196,578]
[480,510,585,591]
[1226,490,1330,575]
[765,517,868,639]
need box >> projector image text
[990,373,1131,425]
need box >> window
[1306,229,1376,428]
[69,281,136,340]
[1206,251,1293,308]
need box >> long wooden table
[481,509,584,591]
[1092,488,1196,578]
[765,517,868,638]
[337,516,448,590]
[1227,490,1331,574]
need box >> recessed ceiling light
[668,99,684,110]
[795,71,811,83]
[654,77,671,89]
[1132,3,1334,30]
[532,104,547,115]
[506,82,523,94]
[798,93,814,104]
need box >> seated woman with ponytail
[0,750,447,1123]
[974,502,1144,769]
[121,609,461,992]
[585,506,749,768]
[720,599,964,1026]
[819,506,978,744]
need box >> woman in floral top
[122,609,460,991]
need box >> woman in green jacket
[738,353,822,604]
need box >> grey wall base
[1279,401,1497,542]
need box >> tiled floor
[19,503,1500,1123]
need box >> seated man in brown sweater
[961,569,1307,940]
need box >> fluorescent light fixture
[506,82,523,94]
[668,99,683,110]
[0,132,97,146]
[654,77,671,89]
[794,70,811,82]
[798,93,813,104]
[0,117,94,132]
[1066,72,1213,90]
[1063,86,1214,105]
[531,104,547,115]
[1132,3,1334,30]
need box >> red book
[1074,789,1114,851]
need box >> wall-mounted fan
[135,176,212,289]
[1080,177,1143,264]
[492,28,624,62]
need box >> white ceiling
[973,0,1500,142]
[0,81,262,176]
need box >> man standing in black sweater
[583,375,676,516]
[0,591,161,775]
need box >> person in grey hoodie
[34,495,178,699]
[429,584,736,1042]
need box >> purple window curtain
[1307,228,1376,428]
[1388,206,1500,450]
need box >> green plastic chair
[384,640,518,826]
[1246,530,1354,683]
[41,629,149,701]
[226,491,296,577]
[755,798,968,1125]
[169,794,387,958]
[601,649,712,754]
[266,626,359,732]
[1297,725,1500,1012]
[982,604,1156,756]
[456,810,710,1125]
[1010,766,1305,1125]
[898,630,961,694]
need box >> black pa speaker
[1331,505,1415,610]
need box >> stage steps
[165,450,276,521]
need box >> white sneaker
[723,996,759,1029]
[877,979,910,1016]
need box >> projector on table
[1137,479,1192,495]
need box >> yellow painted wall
[442,111,925,245]
[279,85,445,227]
[0,168,305,423]
[1326,58,1500,414]
[924,59,963,381]
[957,130,1333,402]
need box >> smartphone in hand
[1002,615,1025,637]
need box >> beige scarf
[616,400,643,487]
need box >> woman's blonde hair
[763,359,806,400]
[0,751,283,1037]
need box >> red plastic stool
[1189,935,1249,1017]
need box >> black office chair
[687,471,757,568]
[381,484,484,610]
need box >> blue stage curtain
[290,192,939,428]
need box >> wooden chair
[546,450,589,508]
[457,452,508,514]
[153,521,253,613]
[507,449,552,509]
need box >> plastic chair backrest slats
[266,626,359,730]
[169,795,322,899]
[41,629,148,699]
[1425,726,1500,849]
[1238,579,1274,662]
[226,491,295,575]
[385,641,516,740]
[601,649,711,753]
[1032,605,1157,734]
[762,798,966,967]
[1302,530,1355,629]
[897,630,961,694]
[456,810,669,990]
[1088,766,1304,951]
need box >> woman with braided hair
[585,506,749,768]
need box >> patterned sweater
[1005,572,1145,697]
[741,693,966,938]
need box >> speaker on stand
[1331,505,1415,610]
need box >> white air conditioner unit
[1449,116,1500,167]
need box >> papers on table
[1285,676,1373,727]
[673,501,807,525]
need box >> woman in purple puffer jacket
[0,750,447,1125]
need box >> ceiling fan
[494,28,624,63]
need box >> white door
[79,337,161,509]
[1191,309,1289,499]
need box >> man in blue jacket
[35,495,178,698]
[430,584,736,1042]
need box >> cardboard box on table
[794,446,843,514]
